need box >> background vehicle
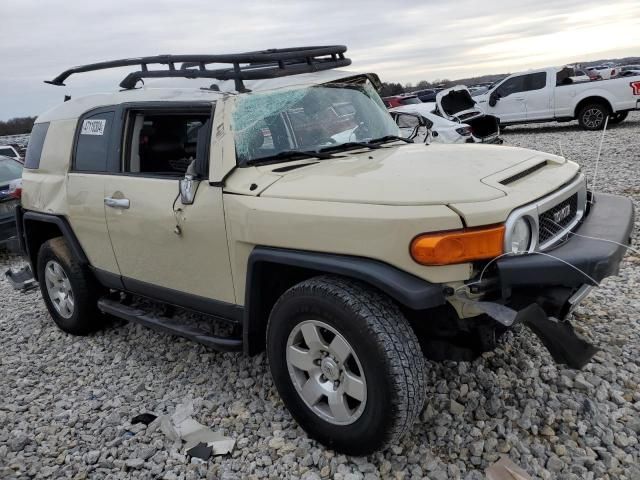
[620,65,640,77]
[382,94,422,108]
[434,86,501,142]
[0,145,24,162]
[412,88,441,102]
[0,155,23,247]
[586,65,618,80]
[390,103,474,143]
[16,48,634,455]
[475,66,640,129]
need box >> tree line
[0,117,37,136]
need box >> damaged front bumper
[463,192,635,368]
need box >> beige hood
[259,143,557,206]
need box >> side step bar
[97,298,243,352]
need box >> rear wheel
[577,103,609,130]
[608,111,628,124]
[37,237,104,335]
[266,275,427,455]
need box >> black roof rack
[45,46,351,92]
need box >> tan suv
[16,47,634,454]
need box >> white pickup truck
[475,66,640,130]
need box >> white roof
[36,69,368,123]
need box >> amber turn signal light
[410,225,505,265]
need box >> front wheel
[266,276,427,455]
[577,103,609,130]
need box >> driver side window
[496,76,525,97]
[124,110,212,176]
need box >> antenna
[589,115,609,203]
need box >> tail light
[631,81,640,95]
[8,179,22,199]
[455,126,472,136]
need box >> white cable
[590,114,609,202]
[546,218,638,255]
[454,248,602,296]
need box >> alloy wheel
[583,108,604,129]
[286,320,367,425]
[44,260,75,319]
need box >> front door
[103,105,236,304]
[479,74,528,123]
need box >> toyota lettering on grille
[553,204,572,224]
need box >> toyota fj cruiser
[16,47,634,454]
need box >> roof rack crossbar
[45,46,351,92]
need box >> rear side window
[525,72,547,91]
[24,122,49,169]
[75,111,115,172]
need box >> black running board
[97,298,243,352]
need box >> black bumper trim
[497,193,634,288]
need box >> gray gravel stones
[1,113,639,478]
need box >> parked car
[0,144,24,163]
[0,155,23,247]
[382,94,421,108]
[389,103,475,143]
[620,65,640,77]
[474,66,640,129]
[412,88,440,102]
[17,47,634,455]
[585,65,618,80]
[434,86,501,142]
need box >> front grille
[538,193,579,245]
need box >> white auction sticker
[81,119,106,135]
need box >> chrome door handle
[104,197,130,209]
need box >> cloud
[0,0,638,119]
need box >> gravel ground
[1,113,639,479]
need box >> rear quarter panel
[21,119,75,215]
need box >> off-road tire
[608,111,628,125]
[266,275,427,455]
[577,103,609,130]
[37,237,104,335]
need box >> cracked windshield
[233,80,400,164]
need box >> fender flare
[243,246,446,354]
[21,210,89,279]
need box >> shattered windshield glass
[232,80,400,164]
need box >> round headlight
[510,218,532,253]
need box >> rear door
[103,103,236,305]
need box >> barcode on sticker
[81,119,106,135]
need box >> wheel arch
[21,210,89,281]
[242,246,446,355]
[573,95,613,118]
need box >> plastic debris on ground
[486,455,533,480]
[155,398,235,457]
[131,413,157,426]
[4,265,37,291]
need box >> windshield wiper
[318,141,382,153]
[367,135,413,145]
[245,150,332,166]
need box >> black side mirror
[489,92,500,107]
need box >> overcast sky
[1,0,639,120]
